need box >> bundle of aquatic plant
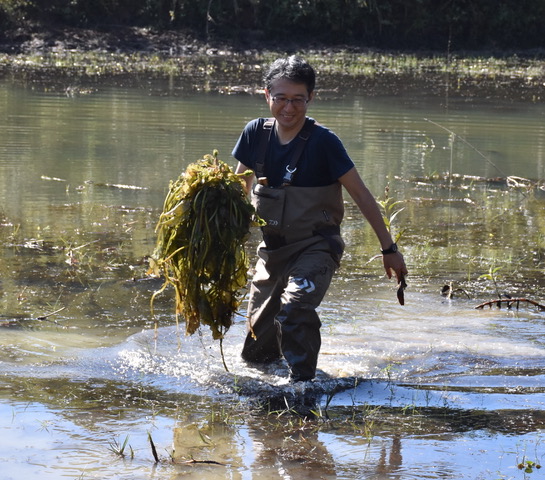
[149,150,258,340]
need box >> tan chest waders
[242,117,345,382]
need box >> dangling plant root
[149,150,261,366]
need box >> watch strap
[381,243,398,255]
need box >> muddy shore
[1,26,545,101]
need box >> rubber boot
[275,304,321,382]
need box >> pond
[1,74,545,480]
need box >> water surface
[1,77,545,479]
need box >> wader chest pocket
[251,184,286,229]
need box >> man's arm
[339,167,408,281]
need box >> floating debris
[41,175,66,182]
[475,297,545,311]
[84,180,148,190]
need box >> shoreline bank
[1,27,544,101]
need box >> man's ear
[308,91,315,103]
[264,88,271,102]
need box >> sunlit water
[1,77,545,479]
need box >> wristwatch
[381,243,398,255]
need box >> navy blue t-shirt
[232,117,355,187]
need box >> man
[233,55,407,382]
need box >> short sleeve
[232,118,262,169]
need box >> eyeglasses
[271,96,308,108]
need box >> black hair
[263,56,316,95]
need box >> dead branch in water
[36,306,66,320]
[174,458,225,466]
[475,298,545,311]
[397,172,544,192]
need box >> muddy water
[1,77,545,479]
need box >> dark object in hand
[397,274,407,305]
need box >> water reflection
[171,420,339,479]
[3,373,544,480]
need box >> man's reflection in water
[170,396,404,479]
[377,435,403,476]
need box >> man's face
[265,78,313,132]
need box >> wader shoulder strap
[255,117,316,185]
[254,118,275,180]
[282,118,316,185]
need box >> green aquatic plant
[377,185,405,244]
[518,457,542,474]
[479,264,503,299]
[108,435,134,459]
